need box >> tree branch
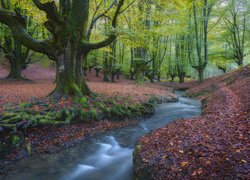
[32,0,64,25]
[87,0,117,40]
[84,0,125,51]
[119,0,136,14]
[0,9,56,60]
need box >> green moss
[26,143,32,155]
[2,112,17,120]
[76,96,88,107]
[88,109,99,120]
[18,102,32,109]
[1,115,22,124]
[10,135,21,147]
[38,119,53,125]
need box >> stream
[2,91,201,180]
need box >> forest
[0,0,249,179]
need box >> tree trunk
[53,43,91,97]
[171,76,175,82]
[8,60,22,79]
[157,76,161,82]
[111,73,115,82]
[179,75,185,83]
[198,68,204,82]
[237,58,243,67]
[7,40,24,80]
[116,70,120,80]
[95,69,101,77]
[103,52,110,82]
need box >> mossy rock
[76,97,88,108]
[1,115,23,124]
[34,114,44,120]
[140,103,155,115]
[61,109,71,121]
[19,112,31,120]
[0,124,16,131]
[10,135,21,147]
[2,112,17,120]
[18,102,32,109]
[44,114,54,120]
[88,109,99,120]
[26,143,32,155]
[30,117,38,125]
[38,119,54,125]
[94,102,106,110]
[24,110,40,115]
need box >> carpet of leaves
[136,65,250,179]
[0,65,174,112]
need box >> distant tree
[222,0,248,67]
[191,0,214,82]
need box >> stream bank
[133,66,250,179]
[1,92,201,180]
[0,92,177,176]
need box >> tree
[191,0,214,82]
[0,0,126,97]
[222,0,248,67]
[0,1,37,80]
[175,35,188,83]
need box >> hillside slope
[134,65,250,179]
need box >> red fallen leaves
[89,81,175,104]
[0,65,175,112]
[0,64,56,111]
[3,120,137,160]
[136,65,250,179]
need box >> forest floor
[0,64,175,110]
[0,64,176,169]
[134,65,250,179]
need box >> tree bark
[8,60,22,79]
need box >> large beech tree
[0,0,125,96]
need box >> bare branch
[87,0,117,40]
[84,0,125,51]
[119,0,136,14]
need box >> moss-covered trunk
[5,38,25,80]
[8,60,22,79]
[54,44,91,97]
[52,0,92,97]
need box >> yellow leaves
[180,161,189,167]
[162,155,168,159]
[179,150,184,154]
[11,0,47,24]
[191,168,203,176]
[205,160,211,166]
[241,159,247,163]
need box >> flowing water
[2,91,201,180]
